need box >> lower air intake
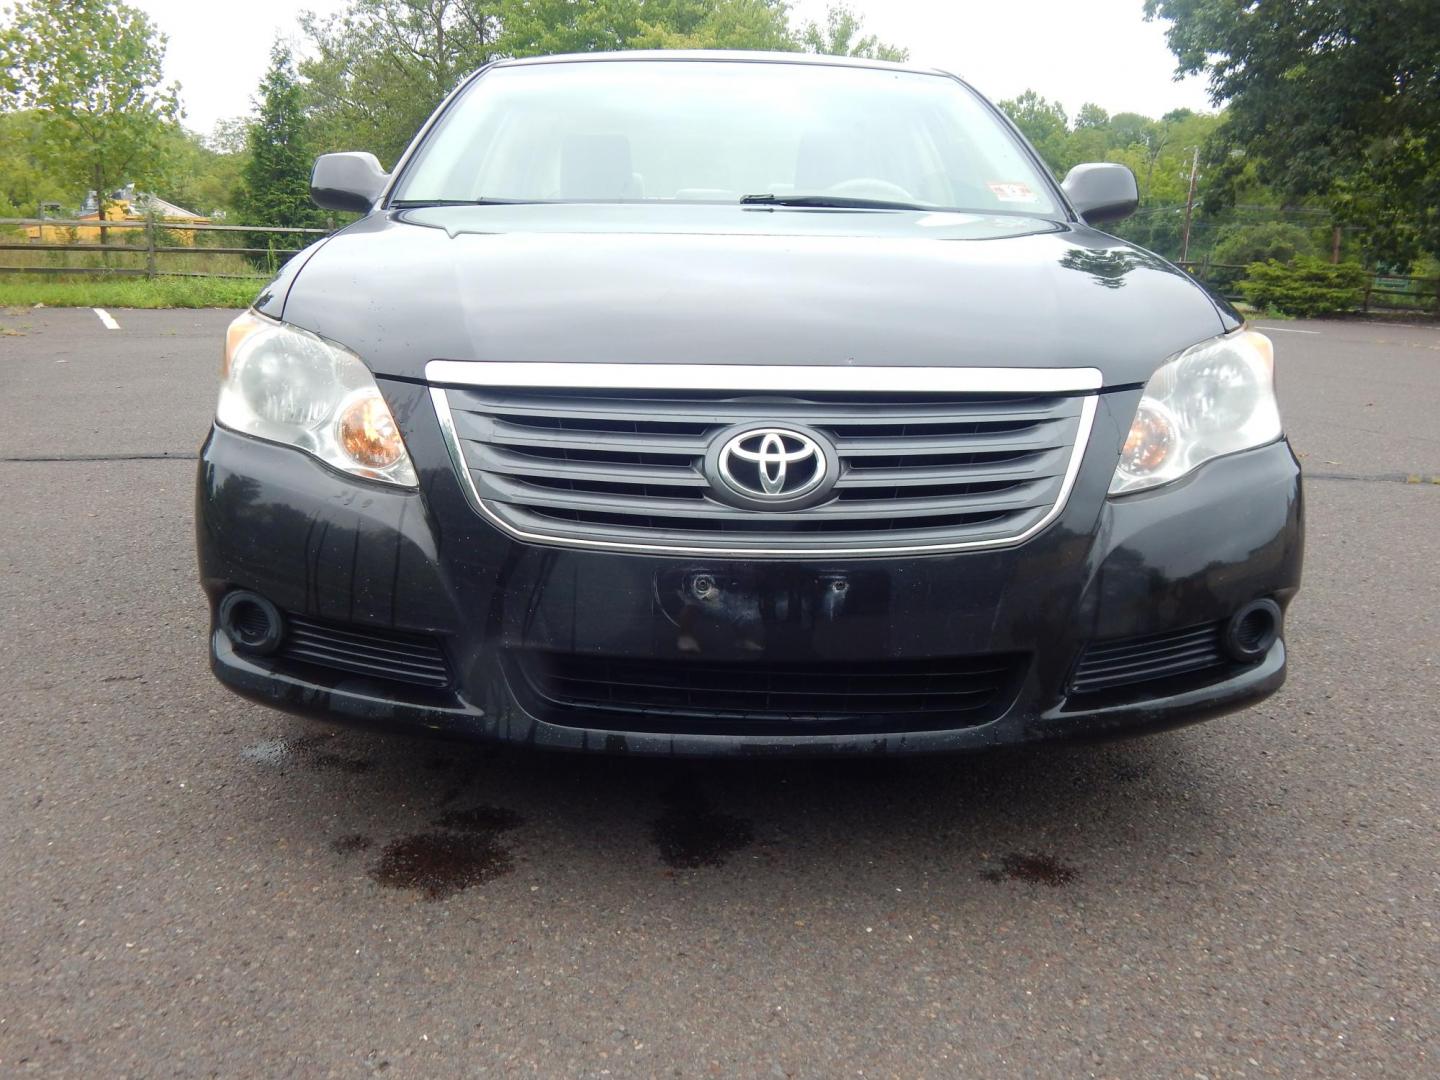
[278,614,451,689]
[508,650,1028,736]
[1070,622,1226,696]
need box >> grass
[0,274,262,309]
[0,232,280,309]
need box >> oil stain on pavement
[368,804,526,900]
[242,733,527,900]
[652,783,755,869]
[981,851,1078,887]
[370,832,515,900]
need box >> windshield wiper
[738,193,931,211]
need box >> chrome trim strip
[428,383,1099,559]
[425,360,1103,395]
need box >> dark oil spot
[652,785,754,869]
[330,834,373,854]
[370,832,514,900]
[433,805,524,833]
[982,852,1077,887]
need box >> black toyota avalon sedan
[196,51,1303,755]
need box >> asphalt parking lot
[1,307,1436,1077]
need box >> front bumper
[196,387,1303,756]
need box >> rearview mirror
[311,152,390,213]
[1062,163,1139,225]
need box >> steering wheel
[825,178,918,201]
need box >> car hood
[270,204,1234,387]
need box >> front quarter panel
[253,233,341,321]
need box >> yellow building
[27,188,210,245]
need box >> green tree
[1066,103,1112,164]
[237,43,322,241]
[207,117,251,156]
[1146,0,1440,263]
[0,0,181,218]
[996,91,1070,176]
[498,0,795,57]
[492,0,638,56]
[0,110,75,215]
[799,3,908,62]
[1106,112,1158,153]
[1211,221,1317,268]
[159,126,247,220]
[301,1,503,166]
[1104,111,1227,259]
[631,0,796,51]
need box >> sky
[131,0,1215,138]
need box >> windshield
[392,59,1062,217]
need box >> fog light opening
[219,590,285,655]
[1224,599,1280,663]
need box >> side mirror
[310,152,390,213]
[1062,163,1139,224]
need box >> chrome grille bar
[426,361,1103,394]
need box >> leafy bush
[1412,255,1440,281]
[1239,257,1369,317]
[1212,222,1317,267]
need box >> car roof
[490,50,953,79]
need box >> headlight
[217,310,417,487]
[1110,329,1280,496]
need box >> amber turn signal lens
[1120,404,1174,474]
[336,392,406,470]
[222,310,268,378]
[1241,328,1274,374]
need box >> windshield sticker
[987,182,1038,203]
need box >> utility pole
[1180,146,1200,264]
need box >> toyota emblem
[707,426,836,509]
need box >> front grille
[278,614,451,689]
[435,379,1095,555]
[1070,622,1226,696]
[508,650,1028,735]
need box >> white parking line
[1254,325,1321,335]
[92,308,120,330]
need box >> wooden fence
[0,217,332,279]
